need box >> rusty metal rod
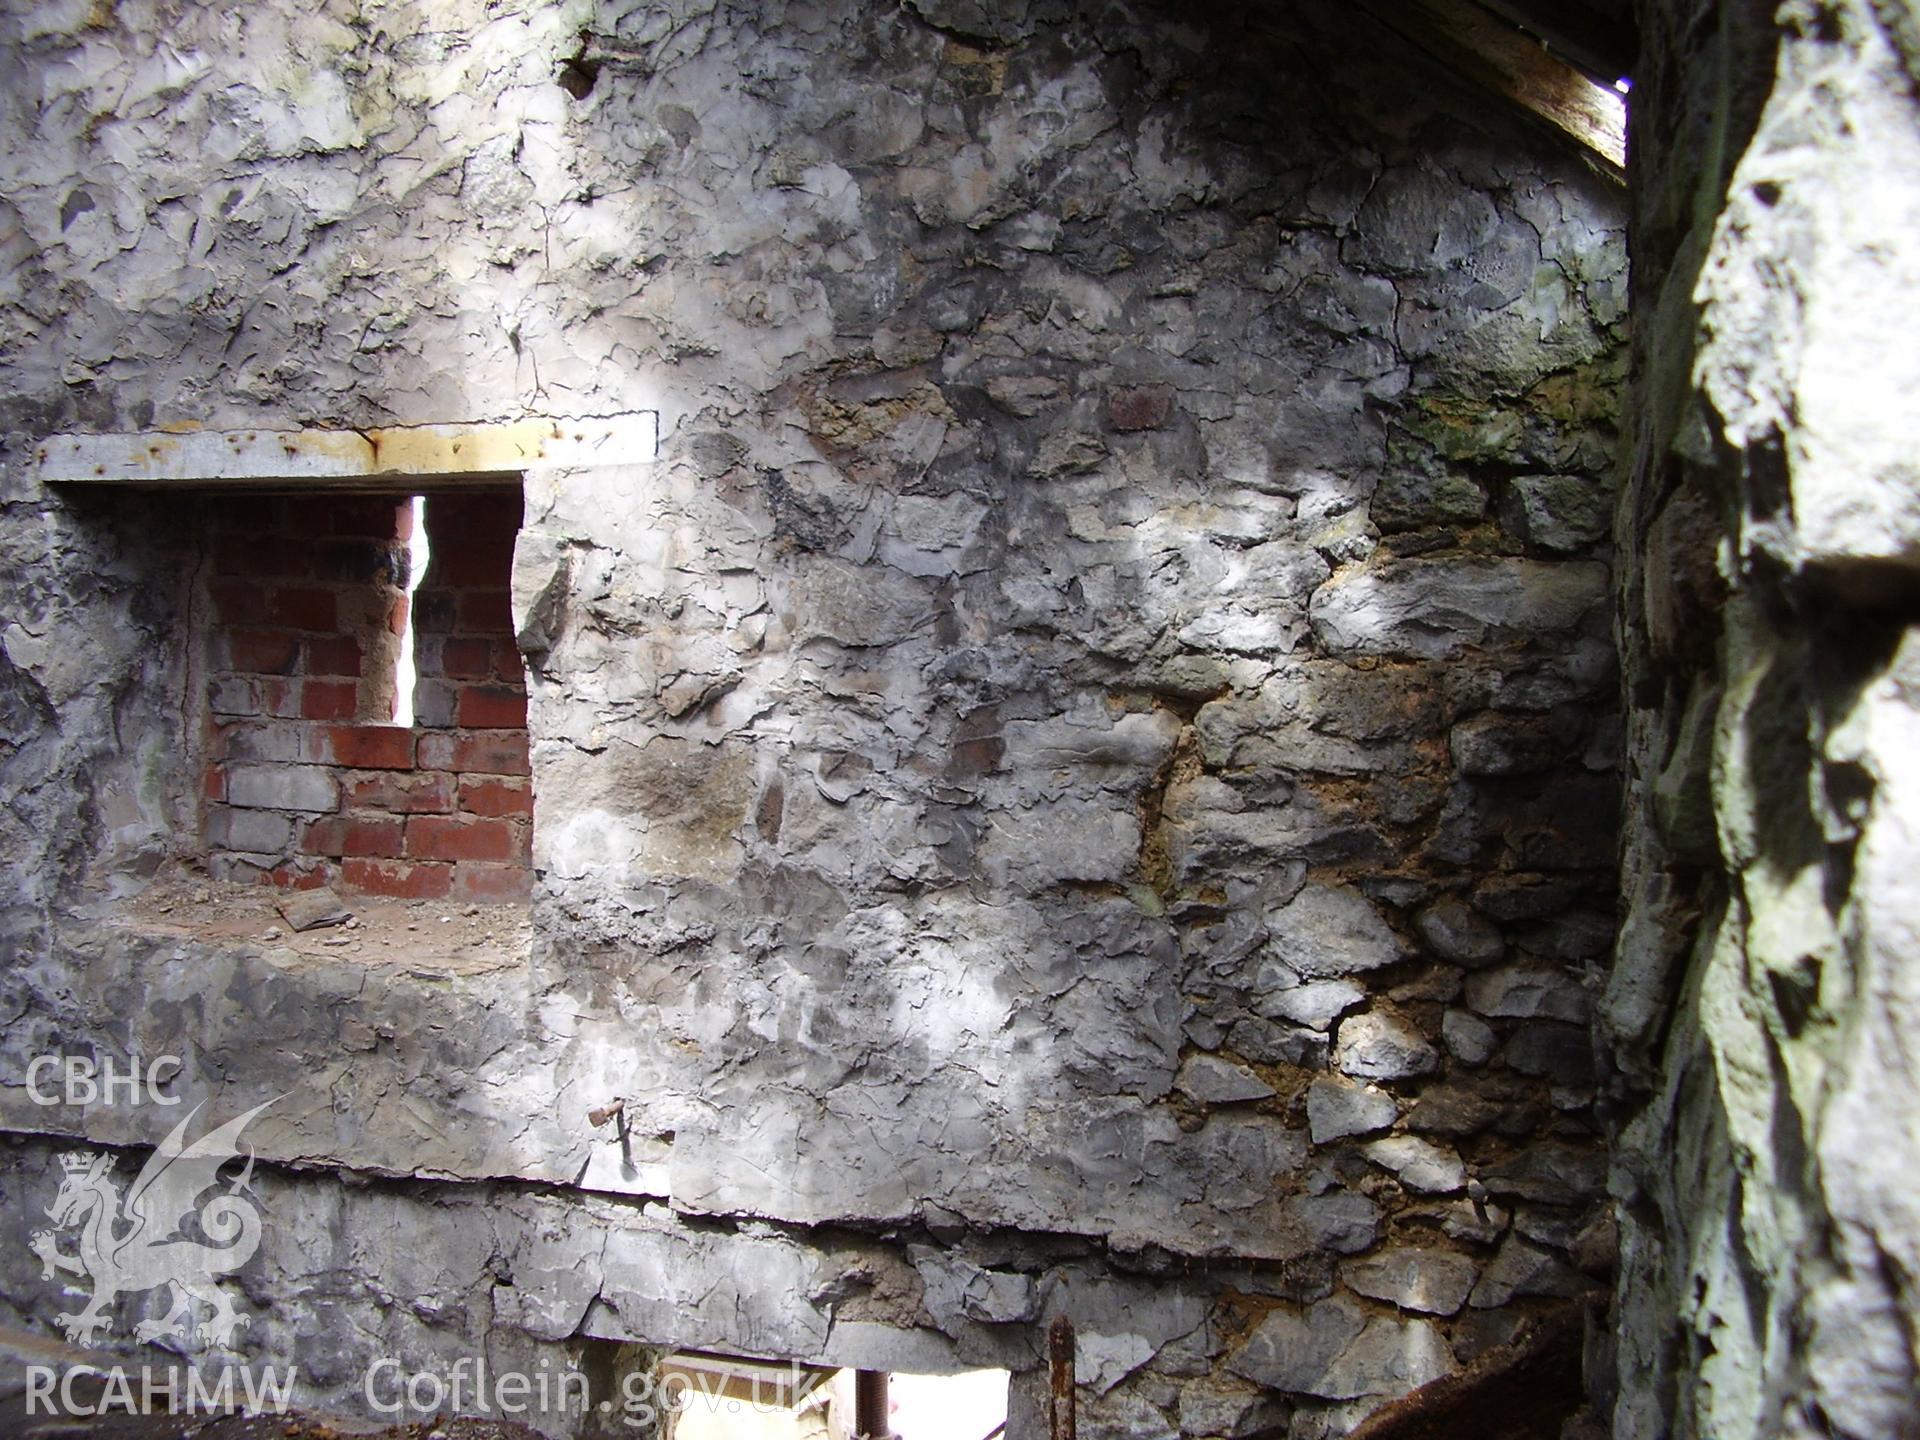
[1048,1315,1075,1440]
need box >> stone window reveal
[202,488,532,901]
[32,414,658,905]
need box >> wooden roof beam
[1352,0,1628,173]
[1472,0,1637,87]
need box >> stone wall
[0,0,1628,1434]
[1607,1,1920,1435]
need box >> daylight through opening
[391,494,429,727]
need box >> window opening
[661,1355,1009,1440]
[200,488,531,901]
[391,494,430,726]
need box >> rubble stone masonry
[1607,2,1920,1436]
[0,0,1628,1434]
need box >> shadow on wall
[1602,6,1920,1437]
[516,0,1629,1422]
[0,0,1642,1433]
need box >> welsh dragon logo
[30,1100,275,1347]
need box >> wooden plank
[1473,0,1637,84]
[31,412,660,487]
[1352,0,1627,171]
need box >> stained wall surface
[0,1,1627,1435]
[1609,1,1920,1436]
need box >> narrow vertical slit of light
[392,494,430,726]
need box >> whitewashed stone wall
[0,0,1626,1434]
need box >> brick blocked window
[201,490,531,902]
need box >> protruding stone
[1231,1297,1455,1399]
[1407,1083,1508,1137]
[1371,468,1487,532]
[1414,898,1504,966]
[1306,1077,1399,1143]
[1029,429,1108,479]
[1177,1378,1292,1439]
[1228,1296,1366,1396]
[1341,1247,1479,1315]
[1333,1011,1439,1080]
[1387,966,1463,1004]
[1450,712,1564,776]
[1260,978,1366,1031]
[1472,874,1585,923]
[1266,885,1405,979]
[1442,1007,1498,1064]
[1513,1206,1585,1250]
[511,527,569,655]
[1362,1135,1467,1193]
[1075,1332,1157,1394]
[1283,1190,1383,1253]
[1229,1017,1330,1069]
[1463,964,1591,1022]
[1468,1236,1598,1307]
[1498,474,1612,554]
[1434,1196,1512,1246]
[910,1247,1040,1328]
[1319,1315,1456,1399]
[1515,909,1616,963]
[1569,1209,1619,1276]
[1238,1250,1338,1304]
[984,374,1067,417]
[1481,1143,1604,1204]
[1176,1054,1276,1105]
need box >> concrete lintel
[32,413,661,486]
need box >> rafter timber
[1351,0,1628,172]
